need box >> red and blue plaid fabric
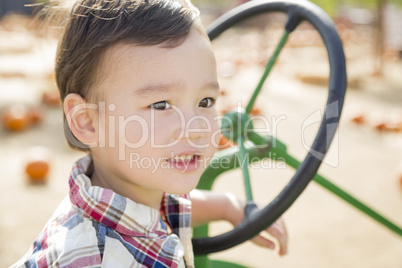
[12,155,194,268]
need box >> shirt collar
[68,155,167,238]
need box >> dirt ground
[0,13,401,268]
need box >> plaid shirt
[12,156,194,268]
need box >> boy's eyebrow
[206,81,220,91]
[133,83,174,97]
[133,82,220,97]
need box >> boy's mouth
[167,154,201,164]
[164,152,203,173]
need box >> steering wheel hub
[221,108,253,143]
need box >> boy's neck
[90,165,164,211]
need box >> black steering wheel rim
[192,0,347,255]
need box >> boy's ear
[63,93,98,147]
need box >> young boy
[13,0,287,267]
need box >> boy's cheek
[211,120,221,149]
[95,116,151,152]
[212,131,221,150]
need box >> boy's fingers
[265,218,288,255]
[251,235,275,249]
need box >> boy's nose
[172,112,210,142]
[185,115,208,141]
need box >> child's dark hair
[45,0,200,151]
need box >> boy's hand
[223,193,288,256]
[191,190,288,256]
[250,216,287,256]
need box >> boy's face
[90,29,220,198]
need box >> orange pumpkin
[1,104,30,131]
[42,90,61,106]
[28,107,44,125]
[25,161,50,183]
[397,121,402,133]
[250,107,262,116]
[218,135,236,150]
[351,114,365,124]
[24,146,51,183]
[373,122,387,132]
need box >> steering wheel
[192,0,347,255]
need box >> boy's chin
[164,179,201,196]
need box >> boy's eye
[199,97,215,108]
[150,101,171,110]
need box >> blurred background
[0,0,401,267]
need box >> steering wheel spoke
[237,131,254,202]
[246,30,289,114]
